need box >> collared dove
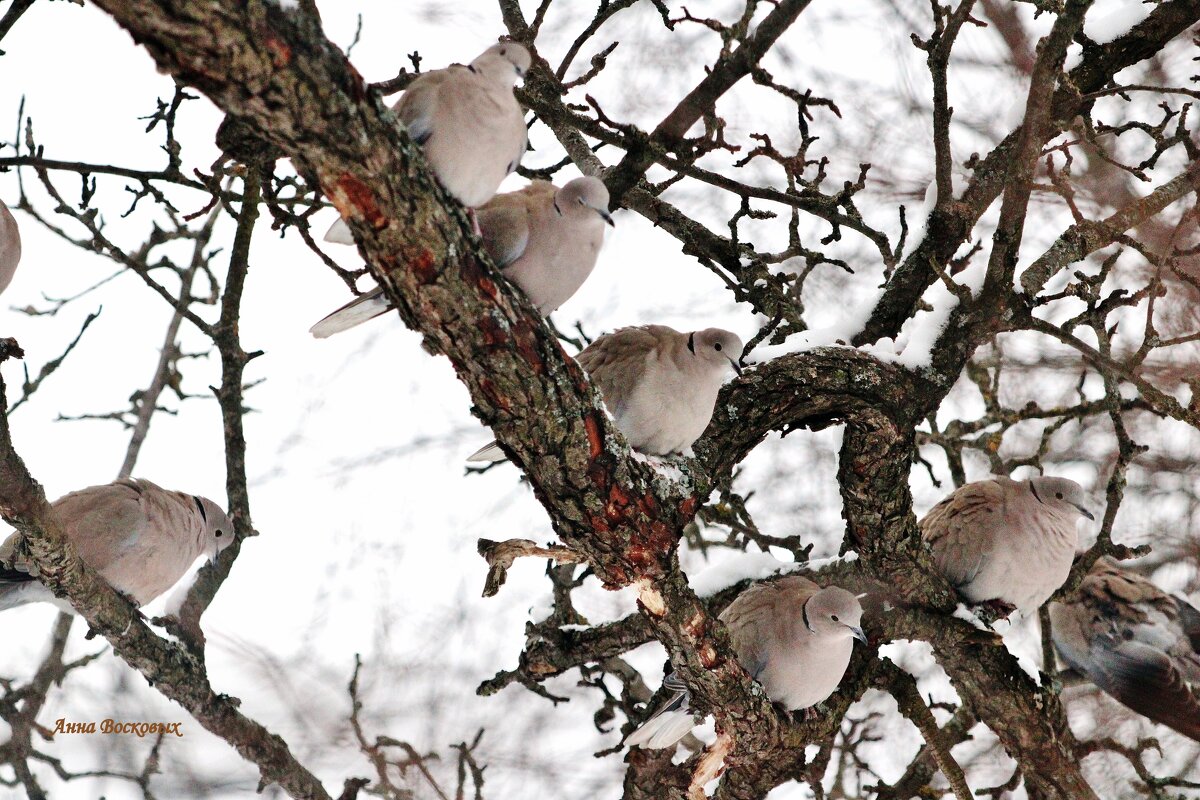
[0,198,21,296]
[626,576,867,749]
[920,475,1094,614]
[1050,558,1200,742]
[466,324,744,463]
[0,478,235,612]
[324,40,528,242]
[314,177,613,338]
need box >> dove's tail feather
[0,584,23,612]
[309,289,390,339]
[625,684,694,749]
[624,708,696,750]
[466,441,507,464]
[0,571,49,613]
[323,218,356,245]
[1088,641,1200,743]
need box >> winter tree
[0,1,1198,798]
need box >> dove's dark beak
[598,209,615,227]
[1076,505,1095,521]
[849,626,867,645]
[729,358,743,376]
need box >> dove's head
[688,328,744,376]
[804,586,867,644]
[556,177,613,227]
[1029,476,1094,521]
[472,42,531,85]
[192,495,236,563]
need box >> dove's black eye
[714,342,723,352]
[215,530,224,538]
[831,615,839,622]
[1056,492,1064,500]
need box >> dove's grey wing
[51,481,148,573]
[575,327,658,422]
[919,480,1008,590]
[0,565,47,611]
[393,70,450,145]
[0,530,20,570]
[1053,559,1200,743]
[1174,595,1200,655]
[0,199,20,296]
[477,203,531,268]
[507,117,528,177]
[720,576,820,680]
[1087,638,1200,742]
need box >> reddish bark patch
[679,495,699,519]
[626,545,656,568]
[643,519,673,551]
[511,320,545,375]
[478,315,510,348]
[601,561,629,590]
[605,483,632,521]
[410,249,438,285]
[583,414,604,460]
[698,642,720,669]
[332,174,388,232]
[478,378,510,412]
[459,256,500,301]
[264,36,291,68]
[526,659,556,676]
[346,62,368,102]
[623,514,676,561]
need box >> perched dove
[466,325,744,463]
[626,576,867,749]
[0,198,21,296]
[1050,558,1200,742]
[314,177,613,338]
[920,476,1094,614]
[0,479,235,612]
[323,40,528,244]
